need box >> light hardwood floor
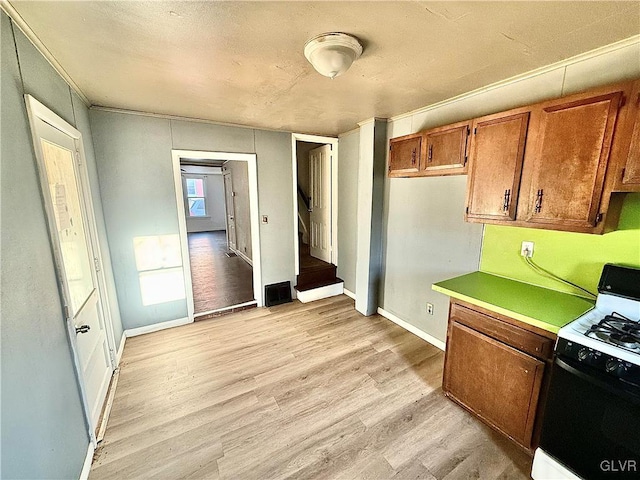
[91,296,532,479]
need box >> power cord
[524,256,597,300]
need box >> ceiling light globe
[304,33,363,79]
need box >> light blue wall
[90,112,296,330]
[0,12,122,479]
[90,112,187,329]
[337,130,359,292]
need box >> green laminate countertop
[432,271,595,334]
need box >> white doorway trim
[24,95,118,447]
[291,134,339,276]
[171,150,263,321]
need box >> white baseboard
[297,282,344,303]
[234,248,253,267]
[124,316,191,338]
[377,307,446,351]
[79,442,94,480]
[115,333,126,366]
[343,288,356,300]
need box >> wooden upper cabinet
[388,133,422,177]
[620,80,640,188]
[524,91,622,228]
[422,121,471,176]
[622,103,640,185]
[466,111,529,221]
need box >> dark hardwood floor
[188,231,254,314]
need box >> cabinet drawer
[450,303,554,360]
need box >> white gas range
[532,264,640,480]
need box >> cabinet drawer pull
[411,148,417,165]
[428,145,433,162]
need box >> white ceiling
[10,1,640,136]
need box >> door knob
[75,325,90,334]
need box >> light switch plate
[261,215,268,224]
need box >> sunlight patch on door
[133,234,185,306]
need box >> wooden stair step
[295,277,343,293]
[297,264,337,289]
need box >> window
[185,177,207,217]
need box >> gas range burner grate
[586,311,640,353]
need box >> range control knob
[605,359,628,376]
[577,348,593,361]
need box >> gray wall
[90,112,187,330]
[90,112,295,328]
[223,161,252,260]
[337,130,359,293]
[0,12,122,479]
[379,39,640,343]
[182,166,226,233]
[355,120,388,316]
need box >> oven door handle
[555,357,640,404]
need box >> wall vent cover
[265,281,292,307]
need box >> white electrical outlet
[521,241,534,258]
[426,303,434,315]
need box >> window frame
[182,175,209,218]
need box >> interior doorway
[172,150,263,319]
[291,134,340,298]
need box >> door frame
[291,134,339,275]
[171,150,263,320]
[24,95,117,447]
[222,171,237,251]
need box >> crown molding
[338,127,360,138]
[357,117,388,127]
[386,34,640,124]
[1,0,91,106]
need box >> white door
[27,104,113,429]
[224,173,237,251]
[309,144,332,263]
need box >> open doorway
[172,150,263,320]
[291,134,341,302]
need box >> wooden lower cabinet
[443,301,555,452]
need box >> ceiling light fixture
[304,32,363,79]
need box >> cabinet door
[423,122,470,175]
[466,112,529,221]
[525,91,622,227]
[622,83,640,187]
[388,134,422,177]
[443,322,545,448]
